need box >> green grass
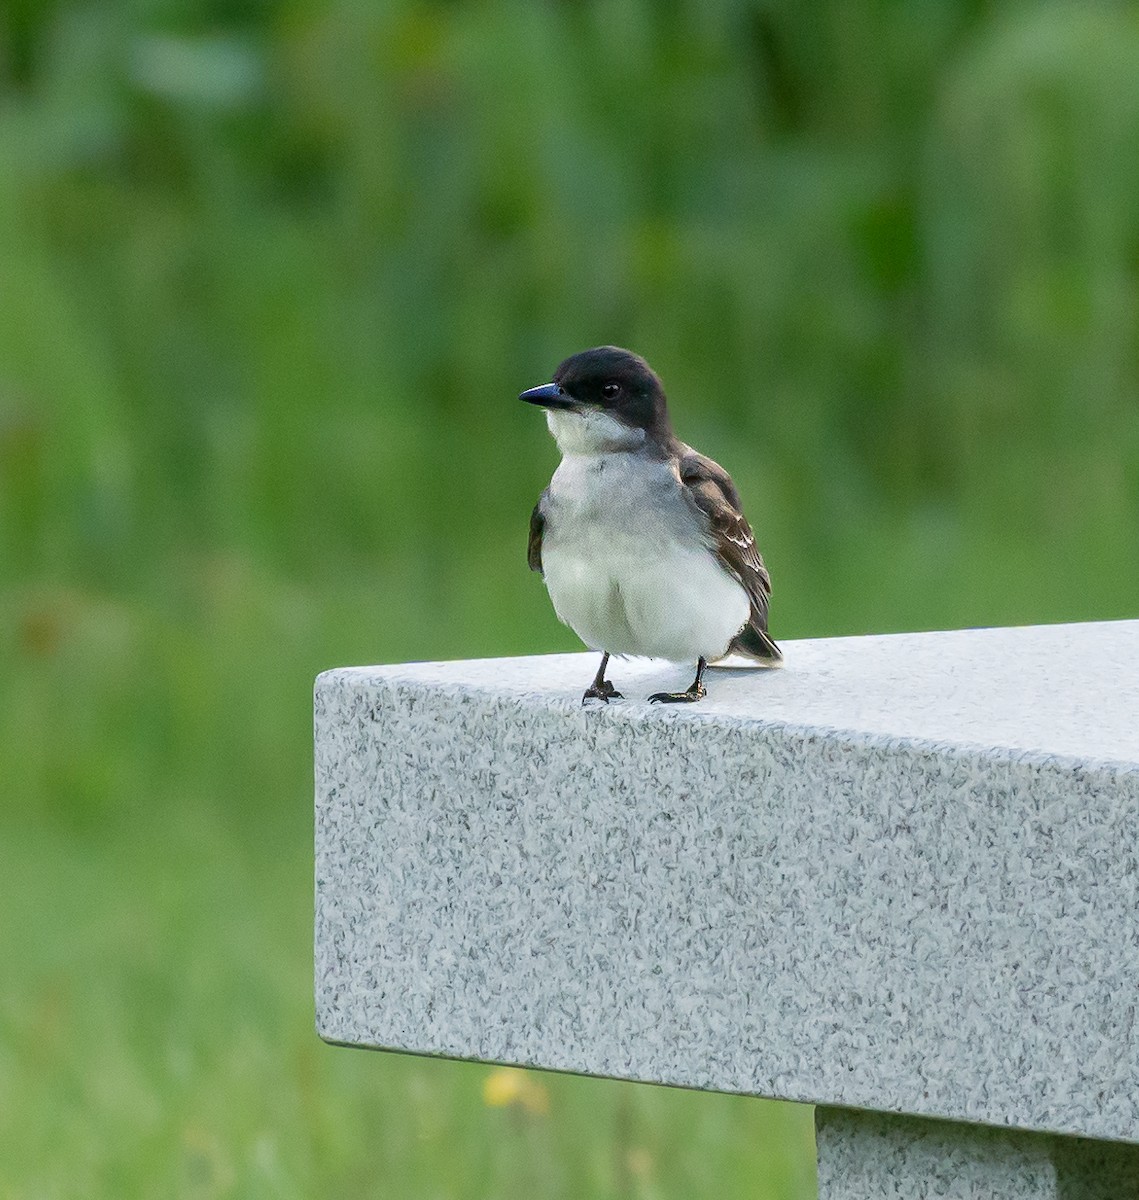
[2,0,1139,1194]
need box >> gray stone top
[325,620,1139,767]
[315,620,1139,1143]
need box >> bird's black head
[519,347,672,448]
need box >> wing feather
[528,493,547,574]
[678,448,781,661]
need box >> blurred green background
[2,0,1137,1195]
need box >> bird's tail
[727,622,783,665]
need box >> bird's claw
[648,684,707,704]
[582,681,623,705]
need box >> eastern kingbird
[522,346,781,704]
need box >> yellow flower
[482,1066,550,1115]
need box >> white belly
[541,452,751,662]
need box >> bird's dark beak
[519,382,576,410]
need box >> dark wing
[678,448,782,662]
[528,492,547,574]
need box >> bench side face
[314,667,1139,1144]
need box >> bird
[521,346,781,704]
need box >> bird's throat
[546,408,646,456]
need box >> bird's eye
[601,381,622,400]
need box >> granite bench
[314,620,1139,1198]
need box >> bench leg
[815,1107,1139,1199]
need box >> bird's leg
[648,657,708,704]
[582,652,623,704]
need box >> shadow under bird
[522,346,781,704]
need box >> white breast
[540,450,751,663]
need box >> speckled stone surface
[315,621,1139,1143]
[815,1108,1139,1198]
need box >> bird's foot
[582,680,623,705]
[648,682,707,704]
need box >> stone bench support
[815,1109,1138,1198]
[315,622,1139,1195]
